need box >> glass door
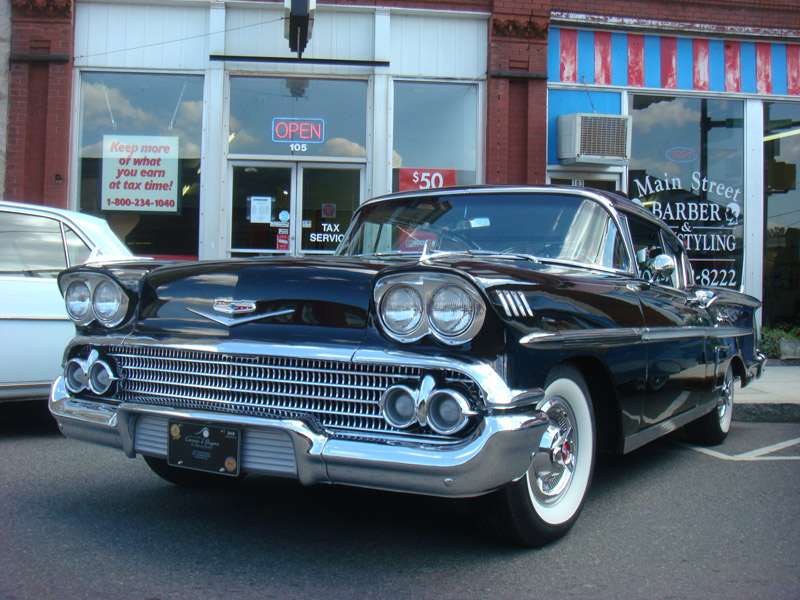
[230,162,363,256]
[298,166,362,254]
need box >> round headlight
[65,281,91,320]
[93,280,124,325]
[88,360,115,395]
[64,358,87,393]
[429,285,474,336]
[380,384,418,429]
[381,285,423,335]
[425,390,471,435]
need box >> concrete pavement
[735,364,800,423]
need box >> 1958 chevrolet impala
[49,186,765,546]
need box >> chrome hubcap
[717,371,733,425]
[532,398,576,503]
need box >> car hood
[129,254,634,343]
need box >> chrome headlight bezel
[60,273,130,328]
[374,273,486,345]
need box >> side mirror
[652,254,675,278]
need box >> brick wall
[6,2,73,207]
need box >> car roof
[364,184,667,227]
[0,199,133,257]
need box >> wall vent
[557,113,632,164]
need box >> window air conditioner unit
[557,113,632,164]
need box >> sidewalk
[735,364,800,423]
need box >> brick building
[4,0,800,327]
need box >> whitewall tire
[473,364,596,546]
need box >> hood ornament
[213,298,256,315]
[187,298,294,327]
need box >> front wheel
[472,365,596,546]
[685,364,734,446]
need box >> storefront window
[392,82,478,192]
[228,78,367,158]
[78,72,203,259]
[763,102,800,328]
[628,95,744,289]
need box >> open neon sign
[272,118,325,143]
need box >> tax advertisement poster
[101,135,179,213]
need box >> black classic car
[50,186,764,546]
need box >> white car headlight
[429,285,474,336]
[374,273,486,345]
[65,280,92,320]
[92,279,127,326]
[381,285,423,335]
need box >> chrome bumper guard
[50,376,549,498]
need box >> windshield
[337,192,630,270]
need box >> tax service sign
[101,135,180,213]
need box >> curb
[733,403,800,424]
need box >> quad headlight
[429,285,474,336]
[92,280,125,325]
[64,350,118,396]
[65,280,92,320]
[374,273,486,345]
[382,285,424,335]
[60,273,129,327]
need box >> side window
[0,211,67,276]
[627,215,679,288]
[683,253,696,289]
[64,225,92,266]
[601,220,629,271]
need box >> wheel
[685,365,734,446]
[472,364,596,546]
[143,455,246,488]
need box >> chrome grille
[99,345,481,441]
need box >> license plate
[167,421,241,476]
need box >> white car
[0,200,133,402]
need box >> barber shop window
[77,72,204,259]
[392,81,479,192]
[628,95,744,290]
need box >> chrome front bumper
[50,375,549,498]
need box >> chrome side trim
[640,326,707,342]
[520,328,643,347]
[0,315,71,322]
[520,325,754,348]
[623,398,718,454]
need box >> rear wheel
[685,364,734,446]
[473,365,596,546]
[143,455,246,488]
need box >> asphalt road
[1,402,798,600]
